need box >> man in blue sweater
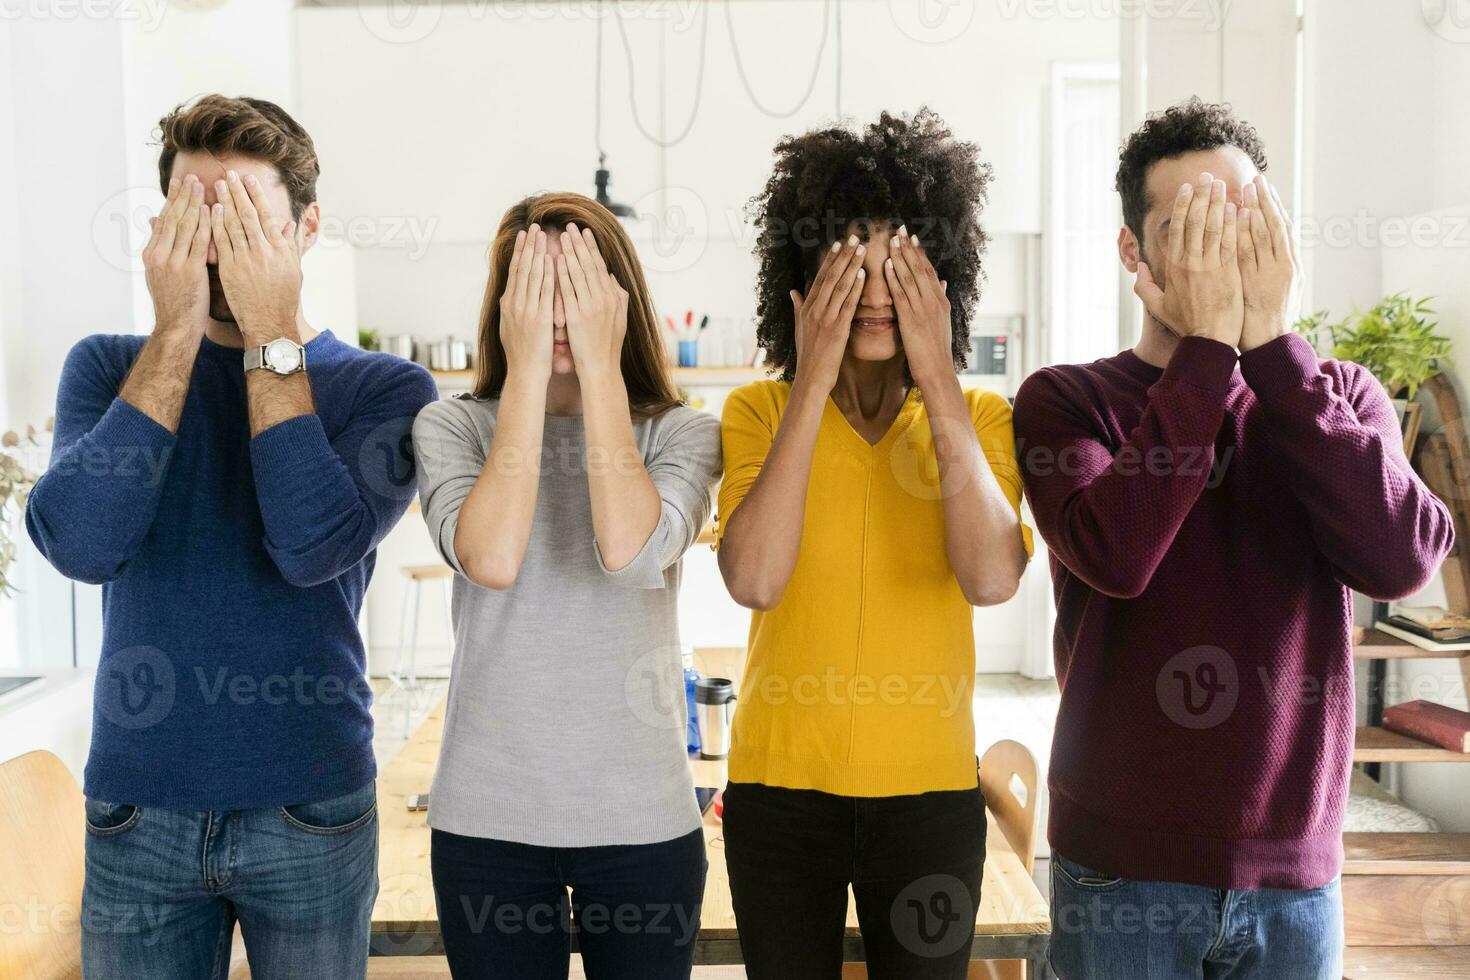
[26,95,437,979]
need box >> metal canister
[695,677,738,760]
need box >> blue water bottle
[682,647,701,754]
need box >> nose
[552,285,566,328]
[859,250,893,309]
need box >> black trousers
[430,826,706,980]
[722,780,987,980]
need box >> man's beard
[208,285,235,324]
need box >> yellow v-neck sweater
[716,380,1032,797]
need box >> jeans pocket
[280,781,378,836]
[1052,851,1127,892]
[84,798,143,837]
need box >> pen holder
[677,339,699,368]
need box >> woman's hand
[557,222,628,382]
[792,236,866,393]
[499,225,556,380]
[884,226,955,388]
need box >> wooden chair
[971,739,1040,980]
[0,751,84,980]
[843,739,1042,980]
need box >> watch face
[264,340,303,374]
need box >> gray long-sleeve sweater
[412,395,722,847]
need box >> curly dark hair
[1116,96,1267,248]
[747,108,992,382]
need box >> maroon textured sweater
[1013,334,1453,890]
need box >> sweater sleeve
[595,409,722,590]
[249,360,439,588]
[25,336,177,585]
[1238,333,1454,599]
[411,399,484,578]
[1012,337,1237,599]
[714,382,777,549]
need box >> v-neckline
[824,386,921,454]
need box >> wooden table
[370,649,1052,972]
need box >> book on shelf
[1382,700,1470,753]
[1375,617,1470,651]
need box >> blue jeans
[430,826,707,980]
[1048,851,1343,980]
[81,780,379,980]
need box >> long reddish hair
[472,193,681,417]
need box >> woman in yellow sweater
[716,109,1032,980]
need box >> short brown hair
[155,95,320,218]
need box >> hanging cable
[726,0,832,120]
[612,0,711,149]
[833,0,843,119]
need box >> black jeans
[430,827,706,980]
[722,780,986,980]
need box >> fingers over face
[241,173,285,243]
[223,171,265,247]
[1167,182,1193,266]
[1200,177,1227,264]
[209,203,234,263]
[213,180,249,251]
[813,235,863,312]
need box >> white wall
[294,0,1118,672]
[1308,3,1470,831]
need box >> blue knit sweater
[26,330,437,809]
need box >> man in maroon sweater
[1014,98,1453,979]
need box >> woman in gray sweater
[412,192,721,980]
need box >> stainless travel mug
[696,677,737,760]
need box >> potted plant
[1293,293,1450,454]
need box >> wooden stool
[388,563,455,738]
[0,751,84,980]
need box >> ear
[296,201,323,255]
[1117,224,1141,273]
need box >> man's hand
[1134,173,1244,348]
[1237,175,1301,352]
[210,170,303,343]
[143,174,211,336]
[499,225,555,381]
[792,236,865,394]
[884,225,955,388]
[557,222,627,383]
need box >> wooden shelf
[1344,832,1470,875]
[1354,726,1470,763]
[1354,625,1469,660]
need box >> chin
[551,349,577,375]
[847,331,901,362]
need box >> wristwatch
[245,338,307,376]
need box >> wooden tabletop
[371,648,1050,960]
